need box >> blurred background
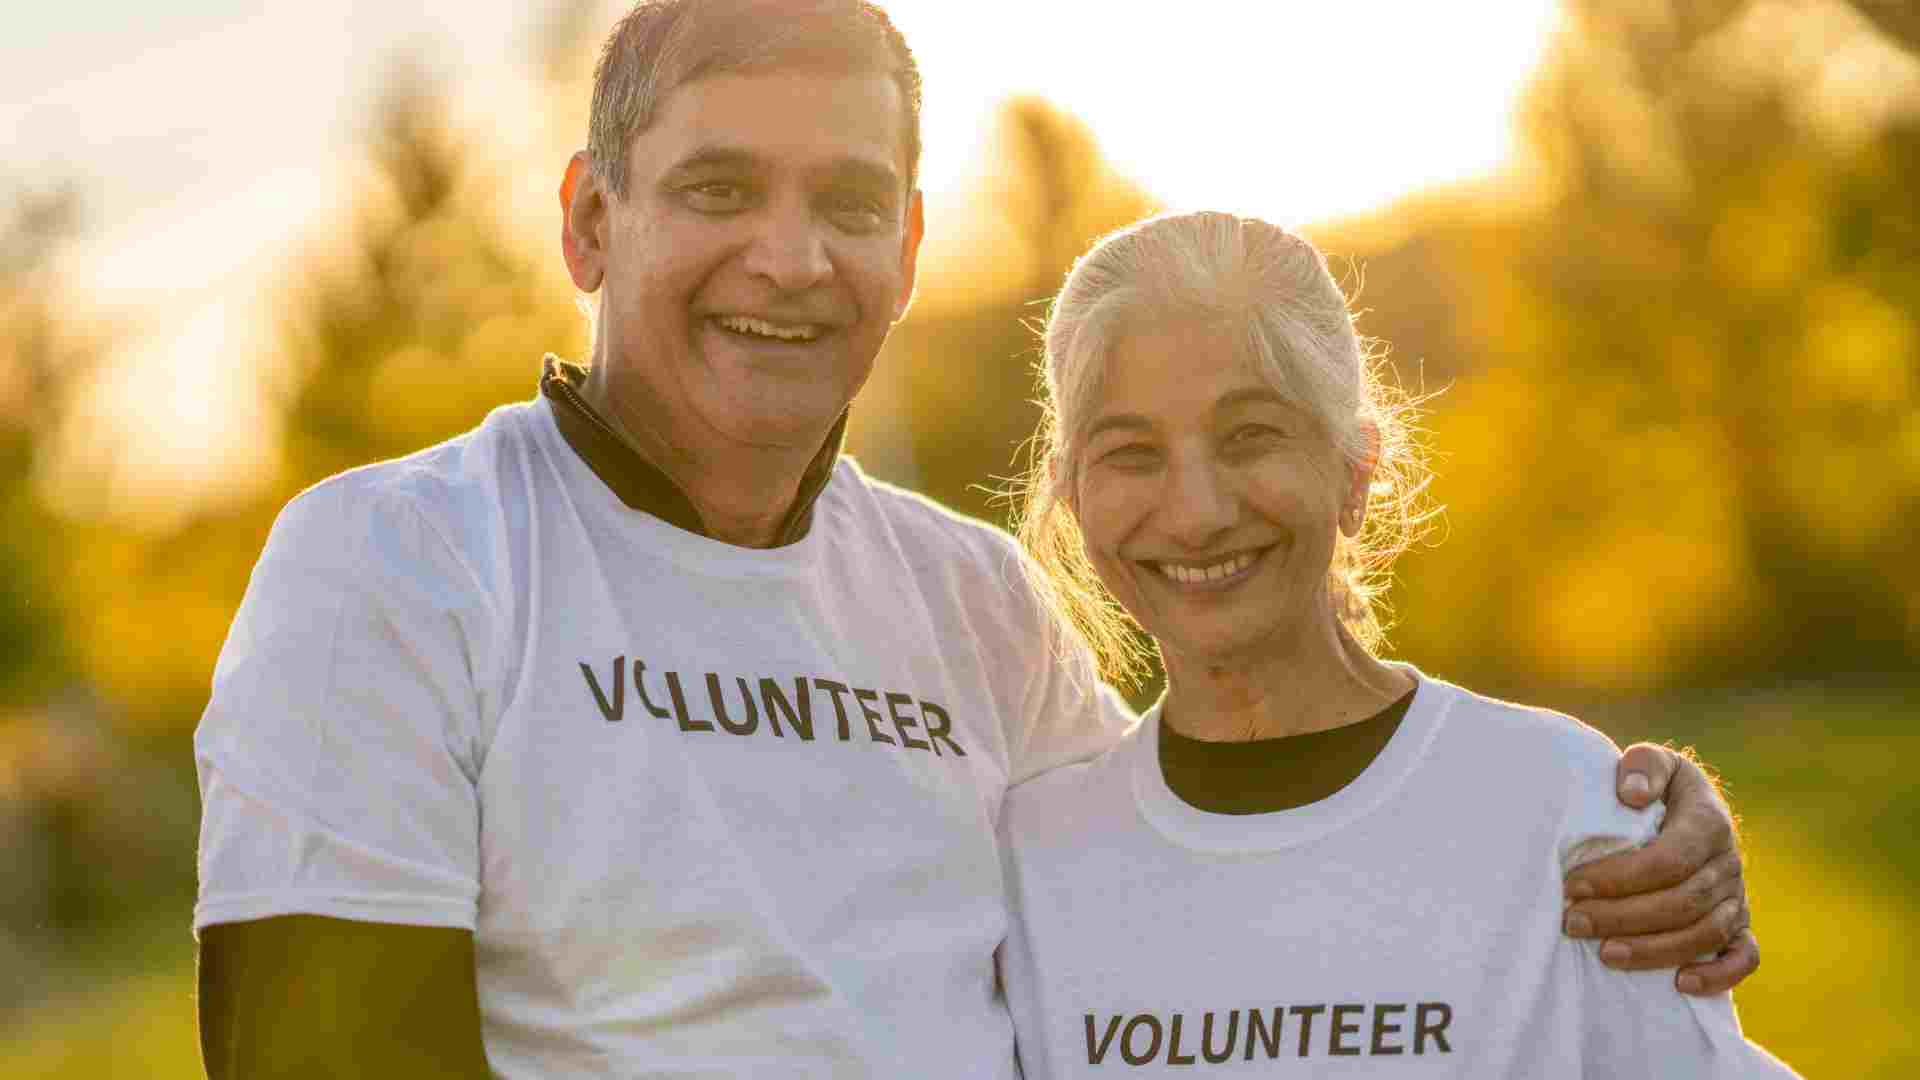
[3,0,1916,1074]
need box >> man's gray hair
[588,0,924,198]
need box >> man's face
[576,68,922,455]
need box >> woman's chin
[1156,620,1289,675]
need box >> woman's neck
[1160,618,1414,743]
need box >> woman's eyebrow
[1213,386,1292,413]
[1084,413,1153,442]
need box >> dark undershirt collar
[540,355,846,546]
[1159,687,1418,816]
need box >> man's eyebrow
[661,147,901,190]
[825,156,902,193]
[663,146,765,177]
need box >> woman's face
[1071,320,1367,667]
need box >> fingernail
[1677,973,1703,994]
[1564,911,1593,937]
[1565,880,1594,901]
[1622,772,1652,801]
[1600,941,1630,966]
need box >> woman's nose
[1159,456,1236,549]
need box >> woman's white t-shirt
[998,668,1796,1077]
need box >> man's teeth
[1156,552,1257,584]
[716,315,822,342]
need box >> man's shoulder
[821,456,1025,569]
[255,402,546,603]
[1000,722,1137,844]
[278,402,540,548]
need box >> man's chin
[701,386,853,453]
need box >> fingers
[1564,849,1743,940]
[1565,818,1711,900]
[1675,928,1760,995]
[1568,754,1734,902]
[1616,742,1679,808]
[1583,892,1748,973]
[1662,753,1736,851]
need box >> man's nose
[742,198,832,292]
[1160,455,1237,549]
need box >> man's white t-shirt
[998,668,1796,1078]
[194,394,1128,1078]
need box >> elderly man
[194,2,1758,1076]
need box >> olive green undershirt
[539,355,846,545]
[1159,687,1417,815]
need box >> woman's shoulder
[1410,670,1658,858]
[1414,671,1623,771]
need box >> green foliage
[0,185,87,706]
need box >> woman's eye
[1230,424,1281,445]
[1098,445,1159,470]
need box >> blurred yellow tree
[1336,0,1920,692]
[872,97,1158,522]
[49,60,585,738]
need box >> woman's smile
[1140,543,1279,591]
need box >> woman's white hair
[1013,211,1433,686]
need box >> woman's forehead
[1092,323,1285,413]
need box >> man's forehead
[645,66,911,183]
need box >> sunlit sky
[5,0,1560,516]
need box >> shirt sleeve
[996,550,1135,787]
[193,480,492,937]
[1558,732,1799,1078]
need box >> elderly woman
[999,212,1794,1076]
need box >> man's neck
[578,365,822,549]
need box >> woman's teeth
[716,315,822,342]
[1155,551,1258,584]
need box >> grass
[3,685,1912,1077]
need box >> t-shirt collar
[539,355,845,546]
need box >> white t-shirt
[998,668,1796,1078]
[194,394,1129,1078]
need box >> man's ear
[560,151,607,293]
[1341,420,1380,538]
[892,189,925,323]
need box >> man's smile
[711,314,827,343]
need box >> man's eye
[683,182,749,211]
[826,193,887,231]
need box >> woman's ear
[1050,449,1076,515]
[1341,420,1380,538]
